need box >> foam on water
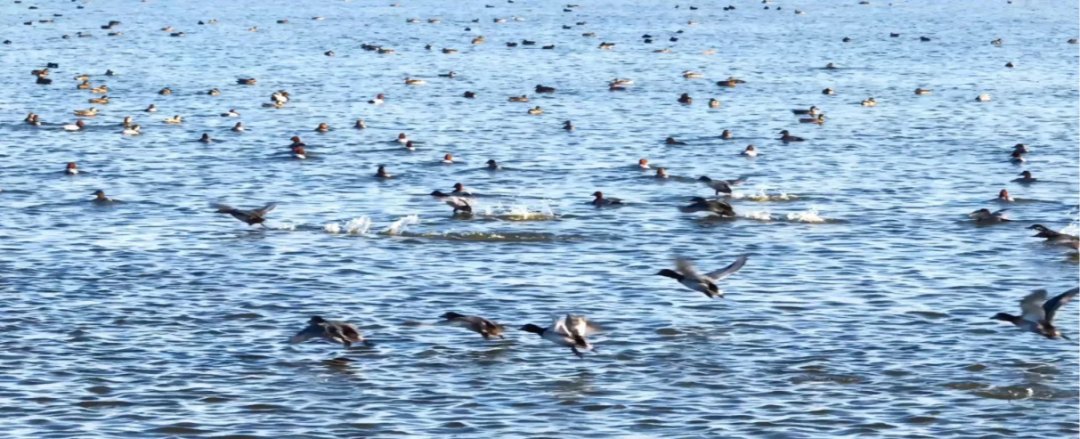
[384,215,420,235]
[786,208,826,223]
[324,216,372,235]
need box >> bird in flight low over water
[520,314,599,358]
[440,312,505,339]
[289,316,365,348]
[656,255,749,298]
[211,202,276,226]
[991,287,1078,340]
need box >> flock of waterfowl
[7,0,1080,360]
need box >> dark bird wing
[727,176,749,186]
[211,203,236,213]
[1043,287,1079,323]
[675,258,702,279]
[289,324,322,344]
[704,255,748,281]
[252,203,277,218]
[335,323,363,343]
[1019,289,1048,323]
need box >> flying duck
[519,314,599,358]
[679,197,735,217]
[289,316,364,348]
[992,287,1078,340]
[444,197,472,214]
[969,208,1009,222]
[441,312,504,339]
[1027,225,1080,244]
[698,175,747,195]
[212,202,277,226]
[656,255,749,298]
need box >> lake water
[1,0,1078,437]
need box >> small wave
[391,231,581,242]
[479,200,557,221]
[740,211,774,221]
[786,208,826,223]
[272,222,297,230]
[324,216,372,235]
[383,215,420,235]
[734,188,800,202]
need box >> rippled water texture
[1,0,1079,437]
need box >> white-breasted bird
[656,255,748,298]
[519,314,599,358]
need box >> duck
[682,70,704,79]
[800,114,826,124]
[822,88,835,95]
[65,162,79,175]
[991,38,1004,46]
[208,88,221,96]
[236,78,257,85]
[1005,61,1015,68]
[63,120,87,131]
[914,88,932,95]
[88,96,110,105]
[655,168,669,179]
[405,78,426,85]
[677,93,692,104]
[485,159,501,170]
[609,84,627,91]
[698,175,747,195]
[598,42,615,49]
[721,129,733,139]
[440,312,504,339]
[997,189,1014,202]
[708,98,721,108]
[535,85,556,93]
[77,80,91,90]
[74,74,89,81]
[591,191,623,206]
[563,120,575,131]
[445,196,473,215]
[121,125,141,136]
[610,78,633,86]
[199,133,213,143]
[368,93,385,105]
[1012,171,1037,183]
[969,208,1010,223]
[24,113,41,126]
[438,72,458,79]
[441,154,456,164]
[861,97,877,107]
[665,137,687,145]
[213,202,277,226]
[271,91,290,104]
[472,36,486,44]
[919,36,931,42]
[506,41,518,47]
[159,87,172,95]
[1027,225,1080,244]
[975,94,992,102]
[91,189,116,204]
[315,123,329,133]
[395,133,409,143]
[519,315,599,358]
[779,130,805,142]
[792,106,819,115]
[289,316,364,348]
[441,48,458,54]
[144,104,157,113]
[655,255,749,298]
[1010,150,1026,163]
[742,145,758,157]
[287,136,306,147]
[451,183,473,196]
[89,85,109,94]
[73,108,98,117]
[509,95,529,102]
[463,91,476,98]
[404,140,416,151]
[638,159,651,169]
[231,122,245,132]
[991,287,1078,340]
[528,106,544,115]
[824,62,838,69]
[291,146,307,159]
[680,196,736,216]
[375,165,393,179]
[522,40,537,46]
[121,116,134,127]
[163,115,183,124]
[220,109,240,117]
[354,119,367,129]
[324,51,334,56]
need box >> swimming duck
[63,120,87,131]
[442,154,456,164]
[890,33,900,37]
[992,287,1078,340]
[472,36,486,44]
[679,197,736,217]
[656,255,749,298]
[74,108,98,117]
[407,18,421,23]
[535,85,556,93]
[291,146,307,159]
[36,75,52,84]
[638,159,651,169]
[822,88,835,95]
[506,41,518,47]
[1012,171,1036,183]
[377,48,395,54]
[315,123,329,133]
[404,140,416,151]
[405,78,426,85]
[290,136,306,147]
[395,133,409,144]
[445,197,472,215]
[997,189,1014,202]
[25,113,41,126]
[610,78,634,86]
[221,109,240,117]
[77,80,90,90]
[441,312,504,339]
[199,133,213,143]
[563,120,575,131]
[213,202,277,226]
[231,122,245,132]
[121,125,141,135]
[682,71,704,79]
[65,162,78,175]
[591,191,623,206]
[861,97,877,107]
[1005,61,1015,68]
[1070,39,1079,44]
[74,74,89,81]
[485,159,501,170]
[145,104,157,113]
[528,106,544,115]
[441,48,458,54]
[969,208,1010,223]
[375,165,392,179]
[519,314,599,358]
[842,37,852,42]
[698,175,747,195]
[779,130,805,142]
[91,189,115,203]
[975,94,992,102]
[914,88,932,95]
[678,93,692,104]
[721,130,733,139]
[599,42,615,49]
[208,88,221,96]
[655,168,669,179]
[792,106,819,115]
[236,78,257,85]
[522,40,536,46]
[1010,150,1026,163]
[464,91,476,98]
[324,50,334,56]
[919,36,931,42]
[708,98,721,108]
[159,87,172,95]
[354,119,367,129]
[742,145,758,157]
[1027,225,1080,244]
[368,94,385,105]
[509,95,529,102]
[163,115,183,124]
[665,137,687,145]
[991,38,1003,46]
[90,85,109,94]
[289,316,364,348]
[800,114,826,124]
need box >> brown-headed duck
[369,94,385,105]
[315,123,329,132]
[721,129,733,139]
[354,119,367,129]
[1013,171,1036,183]
[291,146,307,159]
[591,191,623,206]
[442,153,456,164]
[63,120,86,131]
[655,168,669,179]
[91,189,115,203]
[997,189,1014,202]
[638,158,651,169]
[290,136,305,147]
[65,162,79,175]
[742,145,758,157]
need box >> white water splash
[385,215,420,235]
[735,188,799,202]
[480,200,556,220]
[324,216,371,235]
[272,222,296,231]
[740,211,774,221]
[786,208,826,223]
